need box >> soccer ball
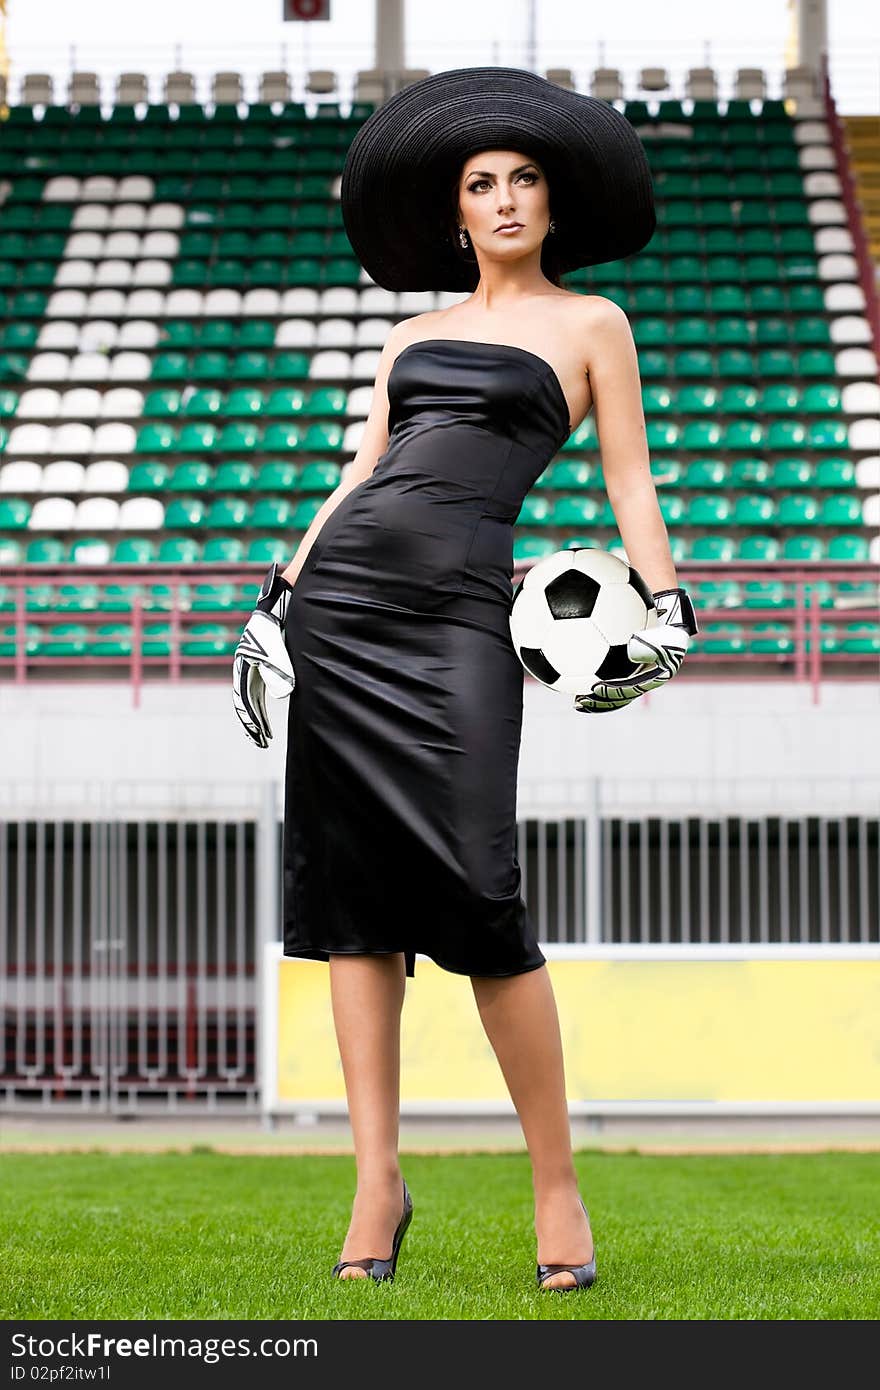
[509,547,658,693]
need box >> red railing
[2,561,878,706]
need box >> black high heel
[332,1177,413,1282]
[536,1196,596,1291]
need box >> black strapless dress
[281,339,572,979]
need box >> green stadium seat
[224,389,264,416]
[772,458,812,488]
[675,351,714,378]
[761,384,800,414]
[685,460,727,488]
[247,536,289,564]
[690,535,736,562]
[732,494,776,525]
[517,495,552,525]
[256,461,298,491]
[272,352,310,378]
[301,422,344,450]
[292,497,325,528]
[717,349,755,377]
[807,420,848,449]
[37,622,90,656]
[128,460,173,491]
[767,421,807,449]
[799,349,836,376]
[781,535,824,561]
[219,422,261,452]
[192,352,230,380]
[742,585,788,610]
[164,497,209,528]
[296,461,341,492]
[206,497,251,528]
[657,494,686,525]
[182,624,237,657]
[544,461,594,490]
[261,422,302,452]
[777,495,820,526]
[161,323,198,348]
[266,388,306,416]
[143,389,182,417]
[151,352,189,380]
[203,537,246,563]
[819,495,862,526]
[169,461,215,492]
[827,534,870,563]
[0,499,31,528]
[757,349,798,377]
[688,495,733,526]
[251,497,295,528]
[113,538,158,563]
[305,386,348,416]
[25,538,65,563]
[198,321,236,347]
[182,389,223,417]
[643,385,673,413]
[91,624,133,656]
[233,352,271,380]
[737,535,780,562]
[729,458,771,487]
[177,423,220,452]
[214,460,258,490]
[239,320,276,347]
[157,537,201,563]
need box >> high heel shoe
[536,1195,596,1291]
[332,1177,414,1282]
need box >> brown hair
[447,171,563,288]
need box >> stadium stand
[0,69,878,675]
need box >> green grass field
[3,1149,878,1320]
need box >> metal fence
[2,776,878,1112]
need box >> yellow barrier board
[273,952,880,1106]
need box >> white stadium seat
[17,388,62,419]
[146,203,185,230]
[117,320,160,349]
[319,287,359,314]
[100,388,143,417]
[87,289,127,317]
[59,388,102,418]
[850,418,880,450]
[119,497,164,530]
[71,538,112,564]
[74,497,121,530]
[46,290,88,317]
[116,176,154,201]
[83,460,130,492]
[242,289,280,315]
[359,286,398,313]
[108,203,147,230]
[8,423,53,453]
[103,232,141,258]
[41,460,87,492]
[52,423,95,454]
[65,232,104,258]
[203,289,242,316]
[309,349,352,379]
[125,289,166,317]
[164,289,202,317]
[55,257,96,286]
[94,260,134,287]
[28,497,77,530]
[141,231,178,257]
[133,259,173,287]
[345,386,373,416]
[68,353,111,381]
[72,204,111,230]
[27,354,71,382]
[350,349,381,379]
[356,318,393,347]
[81,176,118,200]
[0,461,42,492]
[276,318,316,348]
[342,422,366,452]
[108,352,151,381]
[841,383,880,414]
[93,422,137,453]
[37,322,79,350]
[78,320,119,352]
[855,457,879,489]
[836,347,878,377]
[280,287,319,314]
[44,176,82,201]
[316,318,356,347]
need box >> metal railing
[2,563,878,706]
[2,775,877,1112]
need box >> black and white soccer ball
[509,547,658,693]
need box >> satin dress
[281,338,572,979]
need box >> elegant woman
[232,67,697,1291]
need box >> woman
[232,67,698,1291]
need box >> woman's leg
[470,964,593,1289]
[329,952,408,1278]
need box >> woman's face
[456,149,551,262]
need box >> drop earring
[548,218,556,234]
[458,226,469,247]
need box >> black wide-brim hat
[341,65,656,292]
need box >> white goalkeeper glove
[574,586,699,714]
[232,562,296,748]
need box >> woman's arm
[587,298,678,593]
[280,323,406,588]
